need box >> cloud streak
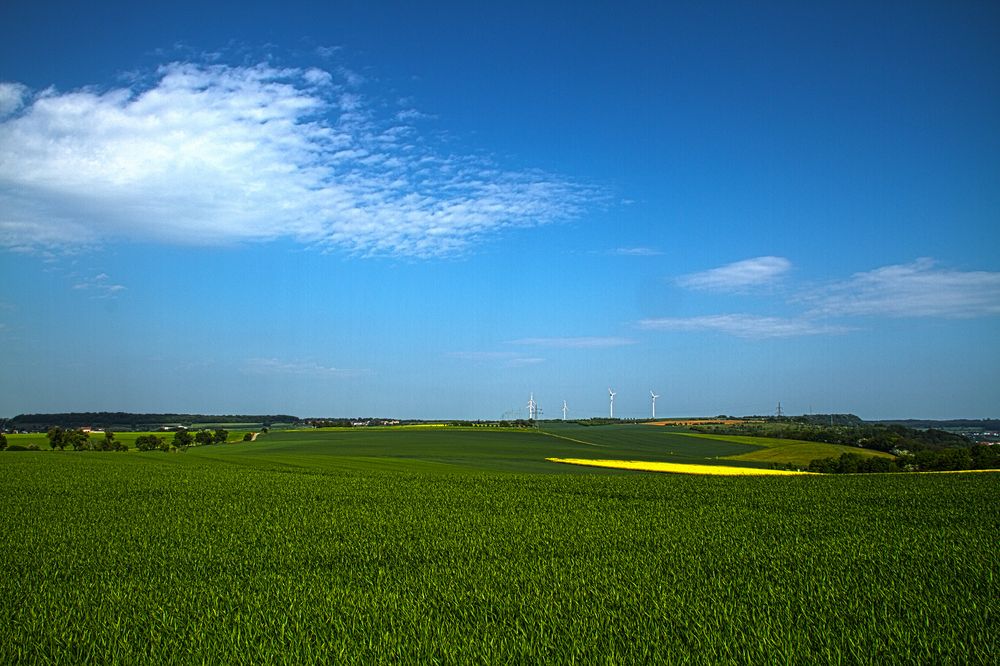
[678,256,791,292]
[448,351,545,367]
[243,358,369,377]
[508,336,636,348]
[804,259,1000,319]
[0,61,595,257]
[637,314,850,339]
[71,272,126,298]
[611,247,662,257]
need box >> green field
[181,425,765,474]
[671,431,897,466]
[5,424,897,471]
[1,426,996,663]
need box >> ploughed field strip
[2,427,997,664]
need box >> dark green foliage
[9,412,300,430]
[0,453,996,663]
[0,433,6,450]
[213,429,228,444]
[46,426,65,450]
[971,444,1000,469]
[694,421,970,453]
[243,432,254,441]
[808,453,901,474]
[134,434,164,451]
[194,430,215,446]
[65,429,90,451]
[810,444,999,473]
[172,430,194,449]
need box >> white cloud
[70,272,126,298]
[0,83,29,117]
[508,336,637,348]
[637,314,850,339]
[678,256,791,291]
[448,351,545,367]
[612,247,662,256]
[804,259,1000,319]
[507,357,546,367]
[0,61,593,257]
[243,358,368,377]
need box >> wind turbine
[527,393,537,420]
[562,400,568,420]
[650,390,660,419]
[608,388,616,419]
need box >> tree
[135,434,163,451]
[173,430,194,450]
[65,429,91,451]
[243,432,254,441]
[194,430,214,446]
[47,426,66,450]
[0,433,7,451]
[100,430,116,451]
[213,429,228,444]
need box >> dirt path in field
[250,432,259,441]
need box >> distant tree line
[806,445,1000,474]
[42,427,231,452]
[450,420,534,428]
[5,412,298,431]
[45,428,129,451]
[875,418,1000,431]
[692,421,970,453]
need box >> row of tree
[5,412,297,430]
[46,427,128,451]
[693,421,970,453]
[44,427,244,452]
[806,445,1000,474]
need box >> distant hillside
[4,412,301,431]
[875,419,1000,431]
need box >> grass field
[6,424,894,472]
[671,431,897,466]
[2,426,996,662]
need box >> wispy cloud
[612,247,662,257]
[508,336,637,348]
[0,60,596,257]
[804,259,1000,319]
[0,83,28,117]
[637,314,850,339]
[448,351,545,367]
[243,358,369,377]
[71,272,126,298]
[678,256,791,292]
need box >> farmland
[1,426,997,663]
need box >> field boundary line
[537,430,608,448]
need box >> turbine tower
[562,400,568,420]
[608,388,616,419]
[650,390,660,419]
[527,393,537,421]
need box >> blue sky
[1,1,998,420]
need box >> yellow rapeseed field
[546,458,814,475]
